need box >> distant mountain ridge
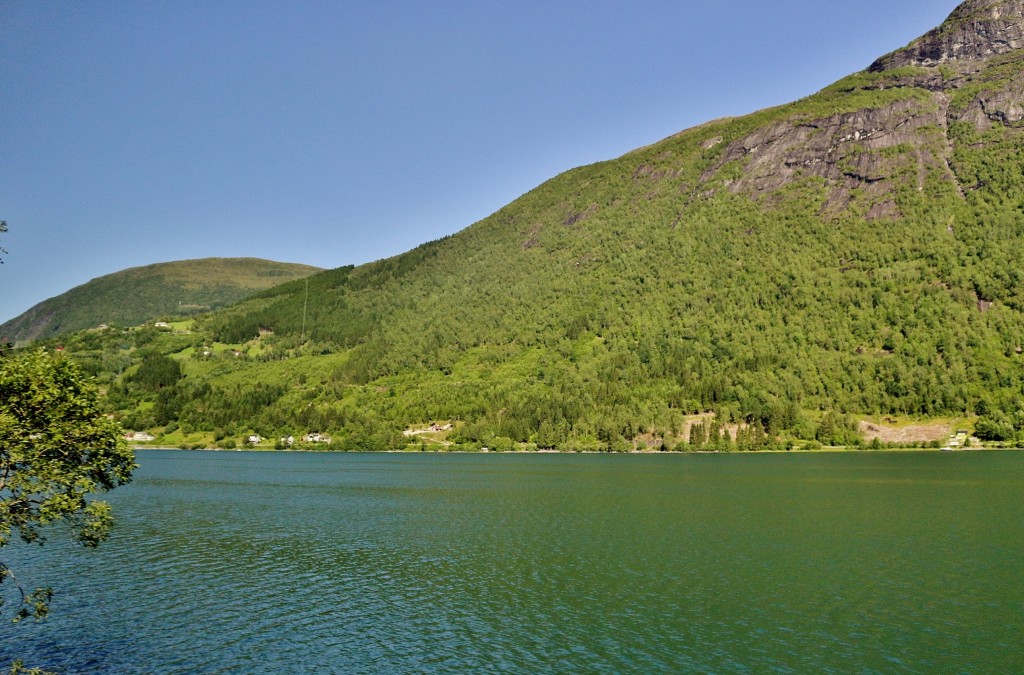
[0,258,322,344]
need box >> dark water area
[2,450,1022,673]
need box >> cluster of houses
[253,433,334,446]
[402,422,453,437]
[942,430,970,451]
[124,431,155,442]
[278,433,332,446]
[123,431,333,446]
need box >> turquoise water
[2,450,1022,673]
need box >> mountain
[0,258,322,344]
[57,1,1024,450]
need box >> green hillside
[46,1,1024,450]
[0,258,322,344]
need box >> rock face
[700,98,949,218]
[694,0,1024,219]
[870,0,1024,72]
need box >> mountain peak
[869,0,1024,72]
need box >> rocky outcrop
[955,68,1024,129]
[870,0,1024,72]
[700,98,949,217]
[693,0,1024,219]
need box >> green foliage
[824,67,931,94]
[130,352,182,391]
[0,258,322,344]
[7,660,56,675]
[815,412,861,447]
[0,349,135,622]
[973,410,1024,442]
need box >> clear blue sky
[0,0,959,323]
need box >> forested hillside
[0,258,322,344]
[43,1,1024,450]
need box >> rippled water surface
[2,450,1022,673]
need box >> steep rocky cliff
[694,0,1024,220]
[870,0,1024,71]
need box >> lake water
[2,450,1022,673]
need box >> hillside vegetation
[35,1,1024,450]
[0,258,322,344]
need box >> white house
[125,431,155,442]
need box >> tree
[129,351,182,391]
[0,349,135,622]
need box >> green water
[2,450,1022,673]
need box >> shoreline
[132,445,1021,454]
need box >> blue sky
[0,0,959,323]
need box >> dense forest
[25,1,1024,450]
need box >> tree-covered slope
[0,258,322,344]
[52,0,1024,450]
